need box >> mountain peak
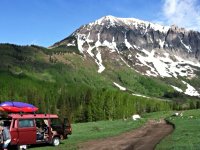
[102,15,116,20]
[92,15,117,26]
[89,15,170,33]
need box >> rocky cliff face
[51,15,200,78]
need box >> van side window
[50,118,62,130]
[19,119,34,128]
[51,118,62,125]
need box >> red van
[0,113,72,149]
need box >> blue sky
[1,0,200,47]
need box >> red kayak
[0,101,38,113]
[0,106,38,113]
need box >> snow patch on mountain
[76,31,133,73]
[136,49,199,78]
[171,85,183,93]
[124,33,133,49]
[76,33,106,73]
[96,49,105,73]
[95,33,101,47]
[174,56,200,68]
[180,38,192,53]
[102,37,117,53]
[137,49,171,77]
[113,82,126,91]
[182,81,200,97]
[132,93,149,98]
[120,57,131,68]
[77,34,85,53]
[159,39,165,49]
[170,82,199,97]
[67,42,76,47]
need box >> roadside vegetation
[157,109,200,150]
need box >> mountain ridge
[49,15,200,98]
[51,15,200,78]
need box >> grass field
[29,118,146,150]
[157,109,200,150]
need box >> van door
[50,118,63,135]
[10,119,19,145]
[17,119,36,145]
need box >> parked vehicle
[0,113,72,149]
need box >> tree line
[0,71,200,123]
[0,71,174,123]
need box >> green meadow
[157,109,200,150]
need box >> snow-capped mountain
[51,15,200,79]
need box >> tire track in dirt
[79,119,174,150]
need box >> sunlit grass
[157,109,200,150]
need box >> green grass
[141,111,173,120]
[157,109,200,150]
[29,119,146,150]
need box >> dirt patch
[79,119,173,150]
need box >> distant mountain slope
[51,15,200,97]
[0,43,174,97]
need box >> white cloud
[161,0,200,31]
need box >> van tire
[52,137,60,146]
[17,145,27,150]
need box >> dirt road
[79,120,173,150]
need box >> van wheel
[52,137,60,146]
[17,145,27,150]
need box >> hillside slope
[0,43,177,122]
